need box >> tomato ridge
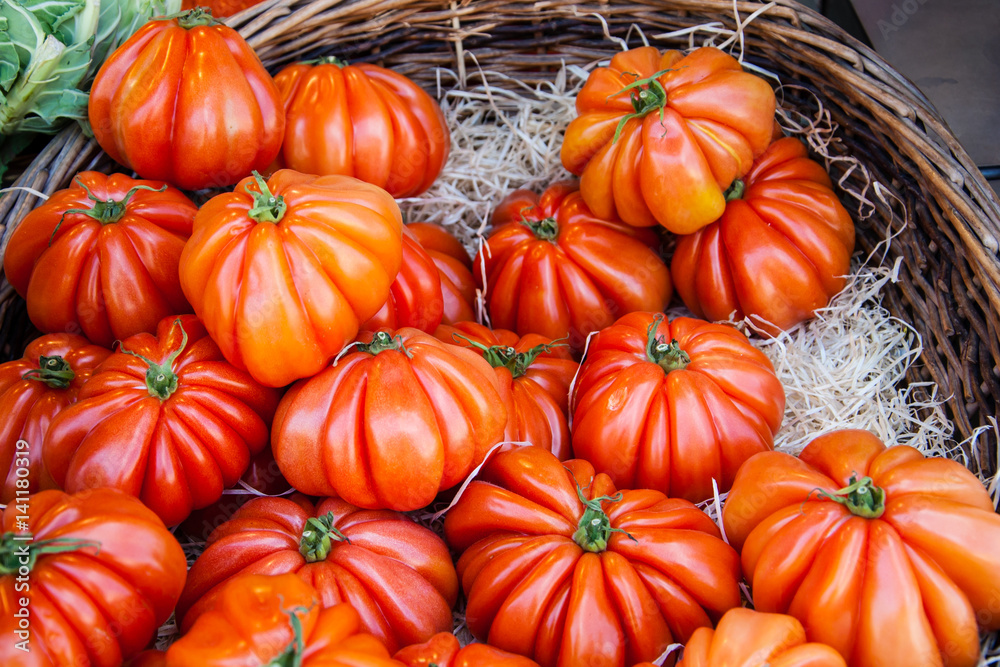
[20,354,75,389]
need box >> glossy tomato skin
[671,137,856,336]
[406,223,473,269]
[42,315,281,527]
[180,0,262,17]
[275,60,450,197]
[176,494,458,653]
[166,573,405,666]
[475,181,672,350]
[0,488,187,667]
[674,608,846,667]
[723,429,1000,667]
[179,169,403,387]
[562,46,776,234]
[405,223,477,324]
[443,446,742,667]
[3,172,197,347]
[88,12,283,190]
[363,227,446,333]
[571,312,784,503]
[0,334,110,502]
[435,321,577,459]
[272,328,506,510]
[395,632,541,667]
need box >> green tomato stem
[0,532,102,575]
[644,314,690,374]
[21,355,75,389]
[118,318,188,401]
[813,475,886,519]
[246,171,288,224]
[299,513,351,562]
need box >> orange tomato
[395,632,541,666]
[561,46,776,234]
[723,429,1000,667]
[274,59,450,197]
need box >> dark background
[813,0,1000,197]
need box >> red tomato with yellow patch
[43,316,281,526]
[88,10,284,190]
[443,446,742,667]
[176,494,458,653]
[571,312,784,503]
[272,329,506,511]
[3,172,196,347]
[274,58,450,197]
[435,321,576,459]
[475,181,671,350]
[561,46,776,234]
[671,137,856,335]
[723,430,1000,667]
[0,334,110,502]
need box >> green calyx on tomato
[571,486,636,553]
[246,171,288,224]
[644,315,690,373]
[451,333,567,378]
[119,318,188,401]
[358,331,414,358]
[173,7,220,28]
[263,604,312,667]
[520,215,560,242]
[814,474,886,519]
[49,178,167,246]
[306,55,350,68]
[611,68,672,143]
[0,531,101,575]
[724,179,746,201]
[21,355,75,389]
[299,512,351,562]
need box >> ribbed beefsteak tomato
[0,334,110,503]
[443,446,742,667]
[177,495,458,652]
[178,169,403,387]
[362,227,446,333]
[561,46,776,234]
[88,9,283,190]
[166,573,405,666]
[723,429,1000,667]
[405,223,477,324]
[671,137,856,335]
[3,172,197,347]
[672,608,846,667]
[475,181,671,350]
[435,321,577,459]
[571,312,784,502]
[272,329,506,510]
[43,316,281,526]
[395,633,541,667]
[275,58,450,197]
[0,488,187,666]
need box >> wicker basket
[2,0,1000,479]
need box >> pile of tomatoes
[1,9,998,667]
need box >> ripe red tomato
[0,334,110,502]
[672,608,846,667]
[176,494,458,653]
[723,429,1000,667]
[571,312,785,503]
[178,169,403,387]
[0,488,187,666]
[274,58,450,197]
[363,227,446,333]
[671,137,856,335]
[3,172,197,347]
[88,9,284,190]
[561,46,776,234]
[395,632,541,666]
[406,223,473,269]
[272,328,506,511]
[475,181,671,350]
[435,321,577,459]
[166,573,405,666]
[43,315,281,526]
[180,0,263,17]
[444,446,742,667]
